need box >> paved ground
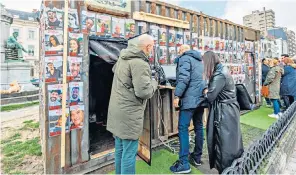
[284,145,296,174]
[0,105,38,122]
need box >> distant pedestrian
[280,57,296,108]
[202,51,244,174]
[264,58,284,119]
[170,45,205,174]
[107,34,158,174]
[262,58,271,107]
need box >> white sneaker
[268,114,279,119]
[278,112,283,116]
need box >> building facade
[286,30,296,56]
[243,7,275,36]
[267,27,287,40]
[7,9,40,78]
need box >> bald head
[179,44,190,54]
[137,34,154,55]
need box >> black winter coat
[205,64,244,173]
[174,50,205,110]
[262,64,270,84]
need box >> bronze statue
[5,32,27,60]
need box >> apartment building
[6,9,40,78]
[286,30,296,56]
[243,7,275,36]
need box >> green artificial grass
[110,149,202,174]
[0,101,39,112]
[240,106,275,130]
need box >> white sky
[1,0,41,12]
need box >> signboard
[85,0,131,13]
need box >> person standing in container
[202,51,244,174]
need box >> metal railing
[222,102,296,174]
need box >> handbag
[261,86,269,98]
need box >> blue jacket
[262,64,270,84]
[280,65,296,96]
[174,50,205,110]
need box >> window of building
[182,12,186,20]
[28,30,35,40]
[165,7,170,17]
[146,2,151,13]
[156,5,161,15]
[28,45,35,56]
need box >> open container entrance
[88,37,128,157]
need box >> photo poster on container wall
[69,82,83,106]
[150,24,159,44]
[125,19,136,38]
[159,46,167,65]
[44,6,63,30]
[192,33,198,50]
[159,26,167,46]
[184,30,191,46]
[70,105,84,130]
[68,9,80,33]
[112,17,125,38]
[45,56,63,83]
[45,30,63,56]
[69,33,83,57]
[169,47,177,64]
[138,22,148,34]
[81,10,96,34]
[176,29,184,47]
[214,37,220,53]
[67,57,82,81]
[49,108,70,137]
[96,13,111,37]
[48,84,64,110]
[168,28,176,47]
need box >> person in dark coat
[202,51,244,173]
[170,45,205,174]
[262,58,271,106]
[280,57,296,108]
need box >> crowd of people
[106,33,244,174]
[261,54,296,119]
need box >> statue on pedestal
[5,32,28,61]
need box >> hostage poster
[48,108,70,137]
[96,13,111,37]
[81,10,96,34]
[45,30,63,56]
[48,84,63,110]
[45,56,62,83]
[69,33,83,57]
[70,105,84,130]
[67,57,82,81]
[69,82,83,106]
[68,9,80,32]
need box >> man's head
[262,58,268,65]
[13,32,18,38]
[71,87,79,100]
[115,25,121,34]
[137,34,154,56]
[86,18,94,30]
[50,90,61,102]
[47,62,54,71]
[179,45,190,55]
[47,10,57,21]
[70,62,81,77]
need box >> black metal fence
[222,102,296,174]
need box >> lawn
[0,101,39,112]
[108,106,275,174]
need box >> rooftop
[6,9,38,22]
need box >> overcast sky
[2,0,296,34]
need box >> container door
[137,100,152,165]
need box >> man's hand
[174,97,179,108]
[203,88,208,94]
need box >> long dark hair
[69,38,80,54]
[49,35,60,47]
[203,51,220,80]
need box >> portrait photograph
[125,19,135,38]
[96,13,111,37]
[112,17,125,38]
[70,105,84,130]
[45,56,63,83]
[169,47,177,64]
[138,22,147,34]
[176,30,184,47]
[48,84,63,110]
[68,9,80,33]
[159,27,167,46]
[45,7,63,30]
[184,30,191,45]
[150,25,159,44]
[67,57,82,81]
[69,82,83,106]
[45,30,63,56]
[48,108,70,137]
[168,29,176,47]
[159,46,167,65]
[69,33,83,57]
[81,10,96,34]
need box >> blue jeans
[271,99,280,114]
[178,107,204,164]
[115,136,139,175]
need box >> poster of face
[238,74,245,84]
[159,27,167,46]
[70,105,84,130]
[69,82,83,106]
[169,47,177,64]
[228,40,233,52]
[112,17,125,38]
[220,39,225,52]
[96,14,111,37]
[45,56,62,83]
[204,37,211,51]
[150,25,159,44]
[67,57,82,81]
[224,53,230,64]
[214,37,220,52]
[159,46,167,65]
[245,41,254,52]
[176,30,184,47]
[229,53,233,63]
[138,22,147,34]
[168,29,176,47]
[48,108,70,137]
[220,53,225,63]
[209,39,214,51]
[233,41,237,52]
[45,7,63,30]
[81,10,96,34]
[45,30,63,56]
[241,43,245,52]
[125,19,135,38]
[48,84,63,110]
[198,38,203,50]
[68,9,79,32]
[192,33,198,47]
[248,66,253,78]
[184,30,191,45]
[225,40,229,52]
[237,42,241,52]
[69,33,83,57]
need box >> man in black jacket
[262,58,271,106]
[170,45,205,174]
